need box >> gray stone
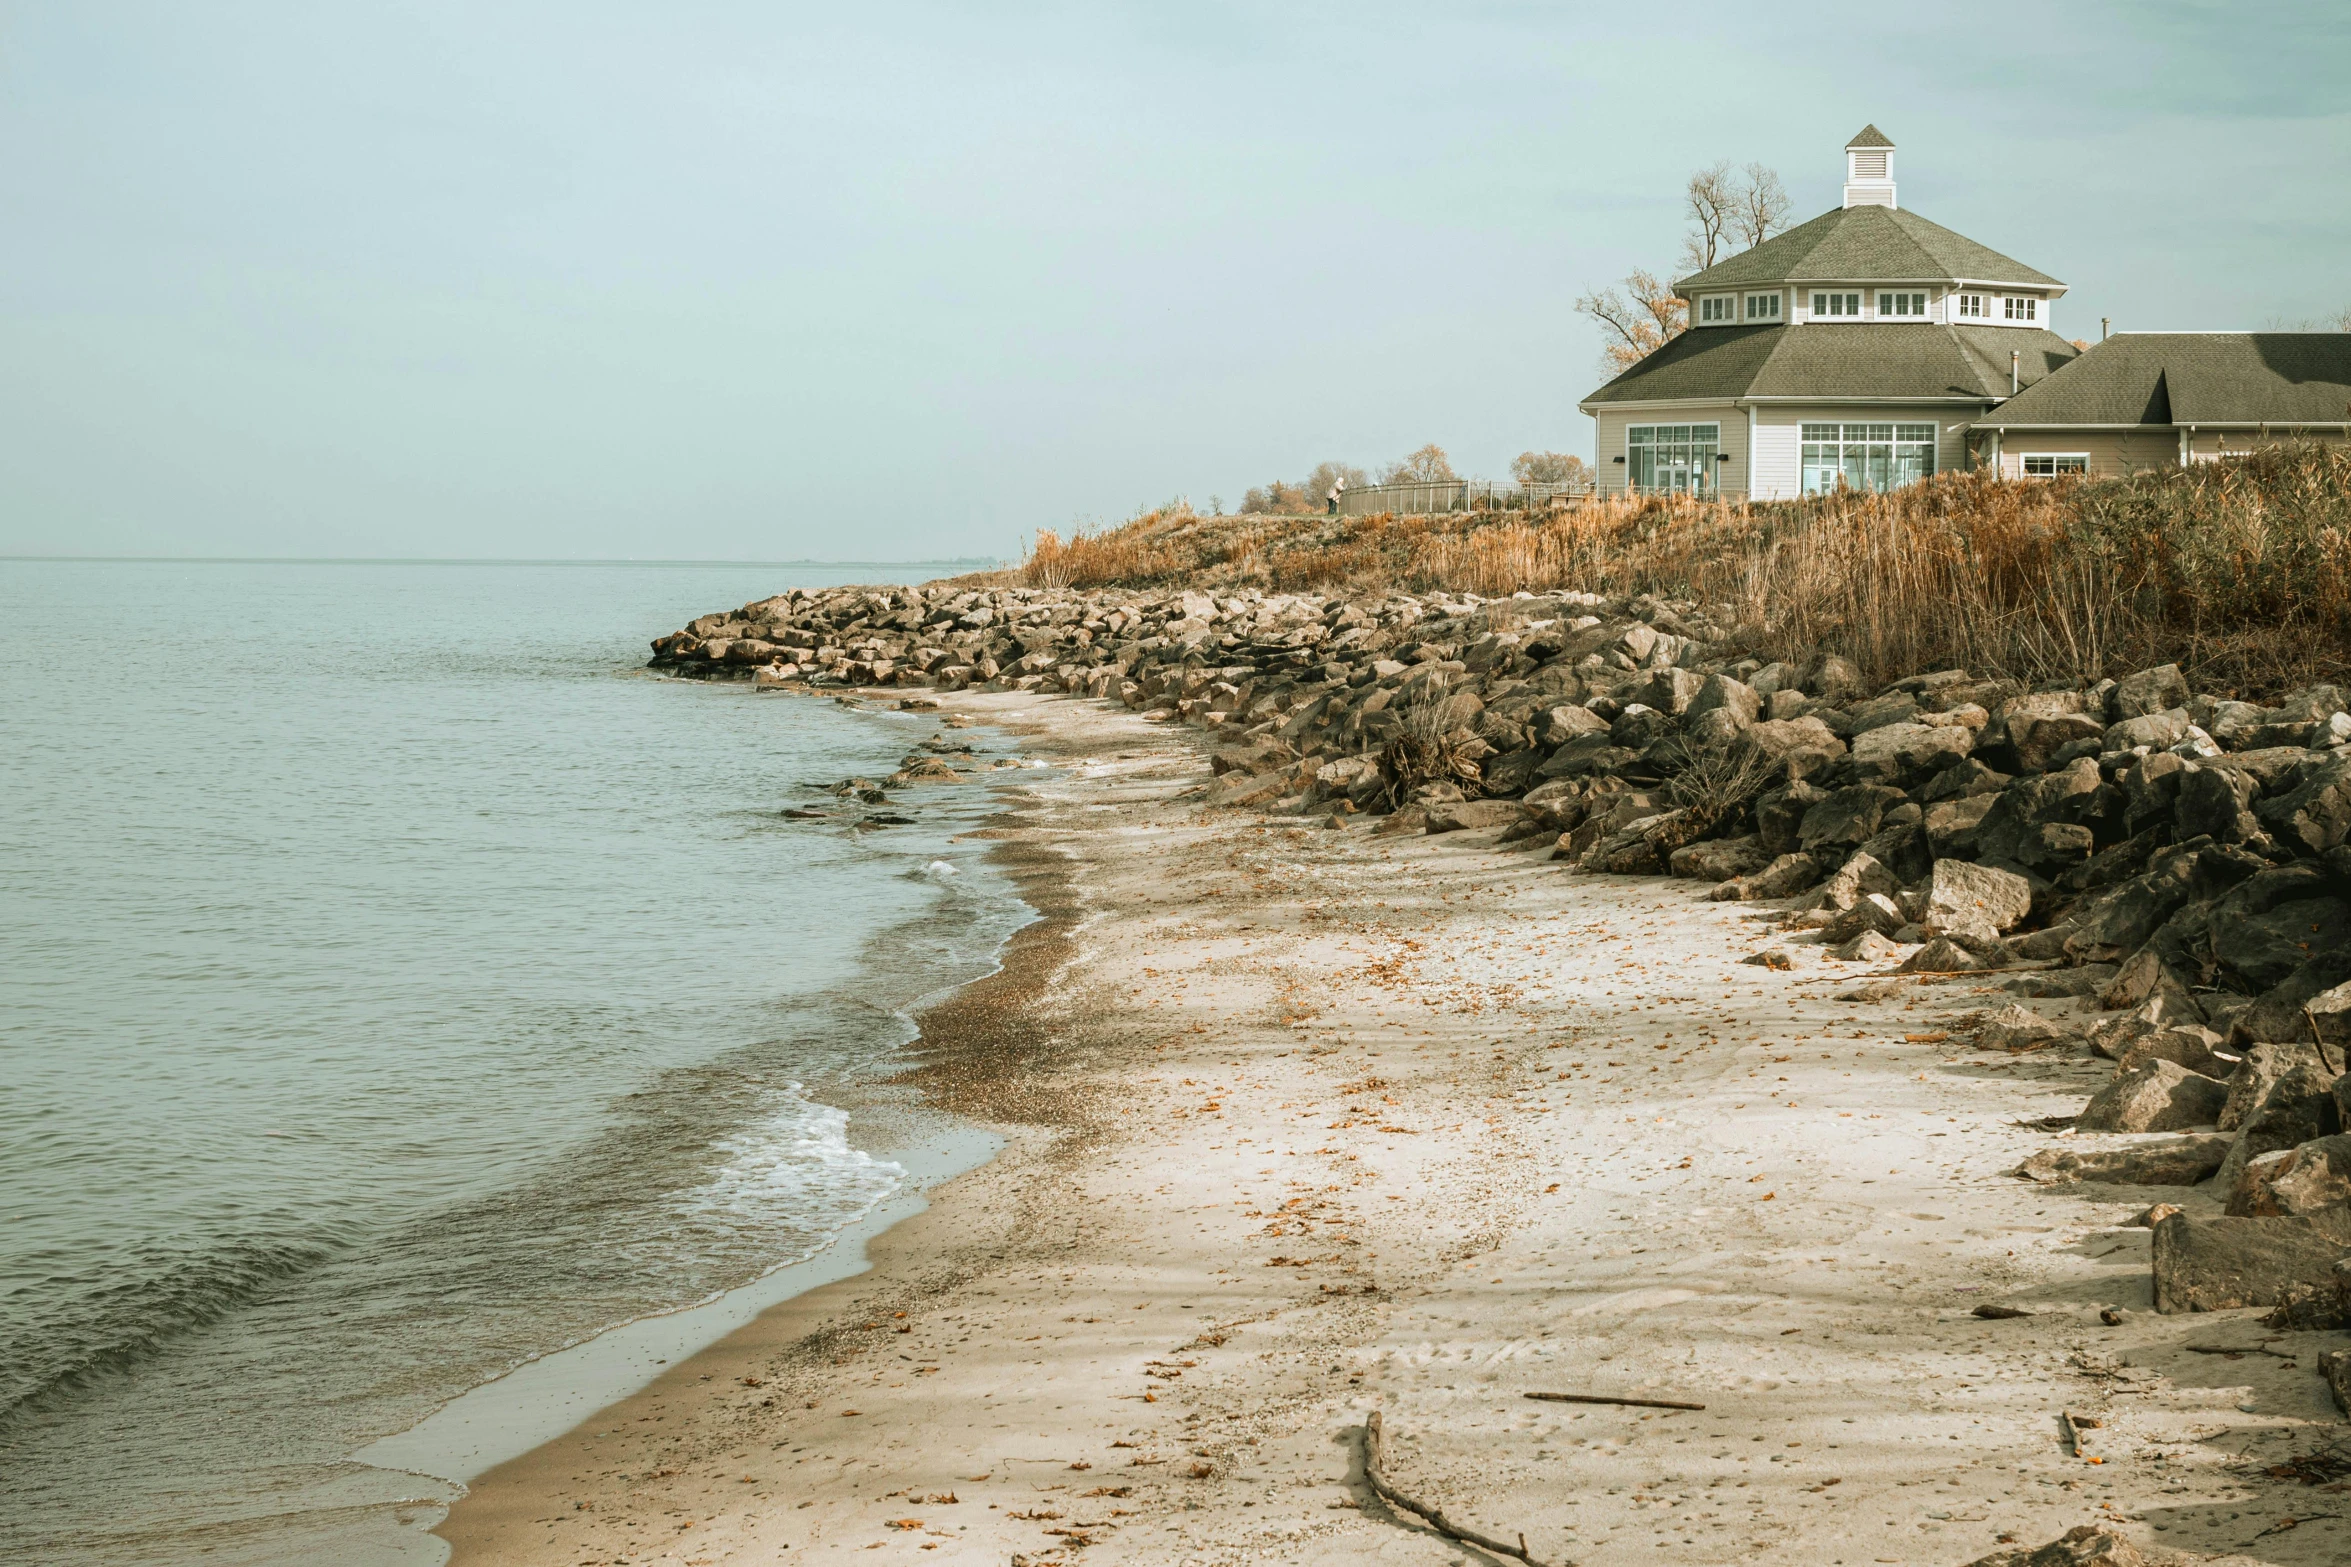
[2215,1061,2347,1193]
[2226,1133,2351,1219]
[2208,891,2351,993]
[1797,784,1909,854]
[1842,691,1920,735]
[2219,1043,2330,1132]
[1538,704,1610,745]
[2255,753,2351,855]
[1423,799,1519,834]
[1972,759,2104,874]
[1897,937,1985,974]
[1923,793,1996,858]
[2014,1133,2233,1187]
[1830,929,1904,963]
[1811,850,1902,912]
[2111,663,2190,720]
[1850,720,1974,783]
[2103,707,2192,753]
[2077,1058,2230,1133]
[1963,1524,2151,1567]
[2151,1211,2349,1312]
[1975,1002,2068,1052]
[1923,858,2034,934]
[2173,763,2262,843]
[2114,1025,2230,1081]
[1707,851,1823,902]
[1667,835,1769,882]
[1684,674,1760,727]
[1726,717,1847,783]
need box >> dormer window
[1745,291,1782,321]
[1878,292,1927,317]
[1956,293,1989,318]
[1698,295,1736,324]
[2003,296,2039,322]
[1812,292,1861,317]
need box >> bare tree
[1304,460,1369,499]
[1678,161,1736,276]
[1576,270,1688,374]
[2332,306,2351,331]
[1510,451,1592,486]
[1381,444,1458,484]
[1731,162,1793,249]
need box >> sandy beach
[438,688,2345,1567]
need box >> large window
[1878,291,1927,317]
[1956,293,1988,318]
[1801,422,1937,493]
[1812,291,1861,317]
[1745,291,1782,320]
[2023,454,2088,477]
[1627,424,1721,495]
[2004,296,2039,321]
[1698,295,1735,323]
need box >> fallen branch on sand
[1523,1390,1706,1411]
[1361,1410,1553,1566]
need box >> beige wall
[1990,427,2347,479]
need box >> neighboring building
[1974,332,2351,478]
[1580,126,2081,500]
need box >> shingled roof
[1983,333,2351,428]
[1846,124,1894,149]
[1675,204,2062,294]
[1580,324,2079,408]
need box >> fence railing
[1335,478,1593,517]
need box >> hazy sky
[4,2,2346,560]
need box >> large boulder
[2076,1058,2230,1133]
[1897,937,1987,973]
[2226,1134,2351,1220]
[1809,850,1901,912]
[1797,784,1909,854]
[1727,717,1846,783]
[1923,859,2034,936]
[1972,759,2104,874]
[1850,720,1974,784]
[2014,1133,2233,1187]
[2214,1061,2347,1193]
[2218,1042,2330,1131]
[2114,1025,2230,1080]
[1684,674,1760,728]
[1667,835,1769,882]
[2112,663,2190,720]
[2205,873,2351,993]
[2256,753,2351,855]
[1975,1003,2069,1052]
[2103,708,2192,753]
[1707,851,1822,902]
[2173,764,2263,843]
[1423,799,1519,834]
[2065,852,2205,964]
[2151,1211,2349,1312]
[2227,946,2351,1046]
[1627,667,1705,717]
[1984,691,2104,773]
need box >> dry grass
[1020,446,2351,696]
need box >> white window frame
[2022,453,2088,477]
[1625,423,1722,495]
[1877,291,1927,318]
[1811,291,1861,318]
[1698,294,1736,324]
[1955,293,1988,319]
[1744,291,1781,321]
[2003,296,2039,322]
[1800,421,1938,493]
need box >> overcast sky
[3,1,2345,560]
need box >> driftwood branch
[1524,1390,1705,1411]
[1361,1410,1552,1566]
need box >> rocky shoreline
[655,581,2351,1358]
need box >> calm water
[0,560,1029,1564]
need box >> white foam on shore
[686,1088,904,1226]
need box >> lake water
[0,560,1030,1564]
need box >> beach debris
[1522,1391,1705,1411]
[1962,1523,2149,1566]
[1971,1303,2032,1319]
[1359,1411,1554,1567]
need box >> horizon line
[0,554,1008,568]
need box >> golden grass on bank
[1023,446,2351,695]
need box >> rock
[2173,763,2262,843]
[2014,1134,2232,1186]
[1423,799,1518,834]
[2066,855,2204,965]
[1811,850,1901,912]
[2097,948,2193,1012]
[1975,1003,2068,1052]
[1923,859,2034,934]
[1684,674,1760,728]
[2114,1025,2230,1080]
[2151,1211,2350,1312]
[1740,948,1793,970]
[1370,805,1428,837]
[1962,1524,2151,1567]
[1709,851,1823,902]
[1728,718,1847,785]
[2229,947,2351,1047]
[1578,812,1682,875]
[2219,1043,2329,1132]
[1668,835,1769,882]
[1830,929,1903,963]
[1972,759,2104,874]
[1802,652,1865,701]
[1850,720,1974,783]
[2207,887,2351,993]
[2323,1345,2351,1413]
[2102,708,2191,753]
[1820,893,1905,945]
[1539,704,1610,745]
[2076,1058,2230,1133]
[1923,794,1996,858]
[1627,667,1705,717]
[2256,753,2351,855]
[1919,757,2012,803]
[2085,996,2195,1061]
[2112,663,2190,719]
[2214,1061,2347,1193]
[1797,784,1908,854]
[1987,692,2104,773]
[1897,937,1984,974]
[1207,768,1293,808]
[2227,1134,2351,1218]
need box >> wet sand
[438,690,2339,1567]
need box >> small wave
[926,859,957,877]
[684,1088,904,1232]
[0,1236,344,1430]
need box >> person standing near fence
[1326,478,1344,516]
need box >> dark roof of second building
[1982,333,2351,427]
[1676,203,2063,294]
[1580,324,2079,407]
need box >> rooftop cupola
[1843,124,1896,209]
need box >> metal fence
[1335,478,1592,518]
